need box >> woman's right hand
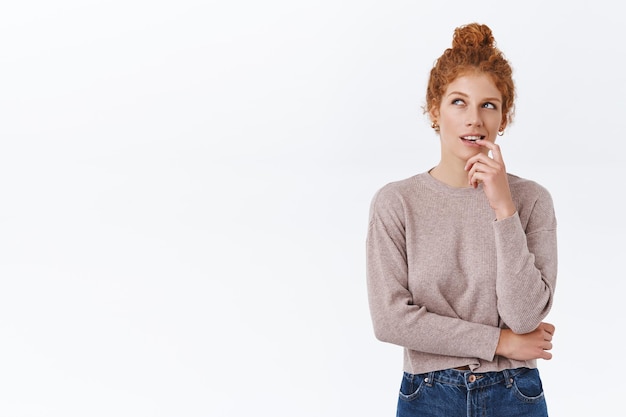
[495,322,555,361]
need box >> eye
[452,98,465,105]
[482,102,497,109]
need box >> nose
[466,108,483,127]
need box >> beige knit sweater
[366,171,557,374]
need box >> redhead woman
[366,23,557,417]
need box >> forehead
[445,73,501,99]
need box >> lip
[460,134,485,142]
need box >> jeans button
[468,374,476,383]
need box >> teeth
[463,136,481,141]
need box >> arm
[466,140,558,334]
[366,189,501,361]
[493,203,557,334]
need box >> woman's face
[431,72,505,162]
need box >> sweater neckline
[418,169,484,196]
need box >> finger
[468,166,483,187]
[541,322,555,335]
[467,154,500,174]
[464,149,489,170]
[464,157,478,172]
[469,172,479,188]
[477,140,503,163]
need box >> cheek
[438,112,457,127]
[489,113,504,126]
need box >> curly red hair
[425,23,515,127]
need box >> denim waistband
[407,367,529,391]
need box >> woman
[366,23,557,416]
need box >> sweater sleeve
[366,187,501,361]
[493,186,558,334]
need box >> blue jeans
[397,367,548,417]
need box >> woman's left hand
[464,140,516,220]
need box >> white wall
[1,1,622,416]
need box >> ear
[429,109,439,123]
[499,114,508,132]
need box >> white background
[1,1,623,416]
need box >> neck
[429,163,472,188]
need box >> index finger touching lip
[476,139,495,149]
[476,139,500,159]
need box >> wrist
[494,203,516,221]
[495,328,512,357]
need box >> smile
[461,135,484,142]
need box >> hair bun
[452,23,495,50]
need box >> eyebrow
[447,91,502,102]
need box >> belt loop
[502,369,513,388]
[424,371,435,387]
